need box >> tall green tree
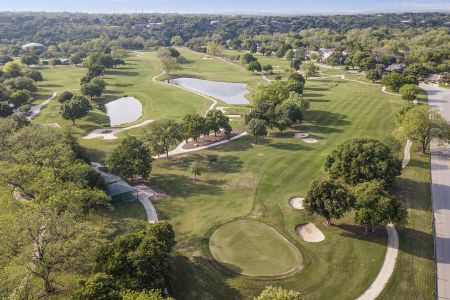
[0,205,101,294]
[399,84,421,102]
[190,160,202,181]
[69,54,82,67]
[60,96,92,125]
[304,179,354,225]
[353,180,407,232]
[401,105,450,154]
[20,55,39,68]
[107,136,152,181]
[3,62,22,78]
[382,72,405,92]
[76,273,120,300]
[0,102,13,117]
[301,61,319,79]
[247,60,262,74]
[95,222,175,291]
[325,138,402,187]
[248,118,268,143]
[157,48,181,82]
[144,119,182,159]
[206,109,232,136]
[182,113,207,142]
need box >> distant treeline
[0,12,449,46]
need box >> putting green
[209,219,302,277]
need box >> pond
[105,96,142,126]
[170,78,249,105]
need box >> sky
[2,0,450,14]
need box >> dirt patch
[226,172,258,191]
[296,223,325,242]
[257,153,265,157]
[182,130,243,150]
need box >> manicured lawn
[32,51,213,136]
[378,143,434,300]
[209,219,302,277]
[152,76,401,299]
[25,50,434,299]
[172,48,263,84]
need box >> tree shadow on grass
[105,70,139,76]
[160,154,243,174]
[110,83,134,88]
[292,124,343,134]
[152,173,225,198]
[308,98,330,103]
[267,142,312,151]
[338,224,434,260]
[169,254,242,300]
[305,86,330,92]
[306,110,351,126]
[391,176,431,211]
[40,83,63,88]
[218,135,266,152]
[303,92,324,98]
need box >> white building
[22,43,45,50]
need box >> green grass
[32,51,213,135]
[25,50,434,299]
[209,219,302,277]
[378,141,434,300]
[172,48,263,84]
[153,76,402,299]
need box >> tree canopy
[107,136,153,181]
[400,105,450,154]
[304,179,354,225]
[325,138,402,187]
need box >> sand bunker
[216,106,228,113]
[302,138,318,143]
[202,56,213,59]
[294,132,309,139]
[296,223,325,242]
[289,197,304,209]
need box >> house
[383,63,406,72]
[319,48,334,60]
[424,74,441,84]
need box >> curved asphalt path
[421,83,450,299]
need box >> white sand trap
[302,138,318,143]
[202,56,213,59]
[296,223,325,243]
[294,132,309,139]
[289,197,304,209]
[226,114,241,118]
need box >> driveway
[420,83,450,299]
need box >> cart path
[91,162,158,223]
[356,138,413,300]
[153,131,248,159]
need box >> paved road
[421,83,450,299]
